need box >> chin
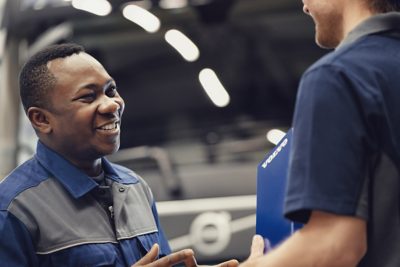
[316,34,340,49]
[106,144,120,156]
[96,143,120,157]
[315,21,343,49]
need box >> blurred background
[0,0,328,263]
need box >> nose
[98,95,124,116]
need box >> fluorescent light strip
[159,0,188,9]
[122,4,161,33]
[157,195,256,216]
[72,0,112,16]
[198,68,230,108]
[266,129,286,145]
[164,29,200,62]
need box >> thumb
[248,235,265,260]
[132,244,159,266]
[216,259,239,267]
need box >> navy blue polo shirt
[284,12,400,266]
[0,141,171,267]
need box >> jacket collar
[35,141,138,199]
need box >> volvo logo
[261,138,288,169]
[189,212,231,255]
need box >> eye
[106,85,117,97]
[107,85,117,97]
[79,93,96,102]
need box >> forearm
[242,211,367,267]
[244,231,357,267]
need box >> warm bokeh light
[198,68,230,108]
[71,0,112,16]
[165,29,200,62]
[122,4,161,33]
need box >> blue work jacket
[0,141,171,266]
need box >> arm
[0,211,38,267]
[242,211,366,267]
[151,202,172,255]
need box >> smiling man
[242,0,400,267]
[34,49,124,175]
[0,43,220,267]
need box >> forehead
[46,52,111,86]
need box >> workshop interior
[0,0,328,263]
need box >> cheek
[64,111,95,133]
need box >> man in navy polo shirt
[0,44,238,267]
[242,0,400,266]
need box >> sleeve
[284,65,373,223]
[136,173,172,256]
[0,210,38,266]
[151,202,172,256]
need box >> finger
[216,259,239,267]
[248,235,265,260]
[183,255,197,267]
[133,244,160,266]
[151,249,195,267]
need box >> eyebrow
[79,79,116,92]
[103,79,116,91]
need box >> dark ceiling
[4,0,328,149]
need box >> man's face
[303,0,345,48]
[45,52,125,164]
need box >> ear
[27,107,53,134]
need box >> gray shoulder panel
[357,153,400,266]
[8,176,158,254]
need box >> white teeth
[100,122,118,131]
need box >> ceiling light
[126,0,152,10]
[159,0,188,9]
[266,129,286,145]
[164,29,200,62]
[198,68,230,108]
[122,4,161,33]
[72,0,112,16]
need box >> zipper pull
[108,205,114,219]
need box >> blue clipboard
[256,128,301,248]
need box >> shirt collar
[337,12,400,49]
[35,141,138,199]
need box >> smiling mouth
[97,121,120,132]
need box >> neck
[70,158,103,177]
[341,1,375,41]
[40,138,103,176]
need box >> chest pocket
[119,231,168,266]
[112,184,158,240]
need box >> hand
[131,244,196,267]
[239,235,265,267]
[199,259,239,267]
[131,243,239,267]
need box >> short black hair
[19,43,85,112]
[368,0,400,12]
